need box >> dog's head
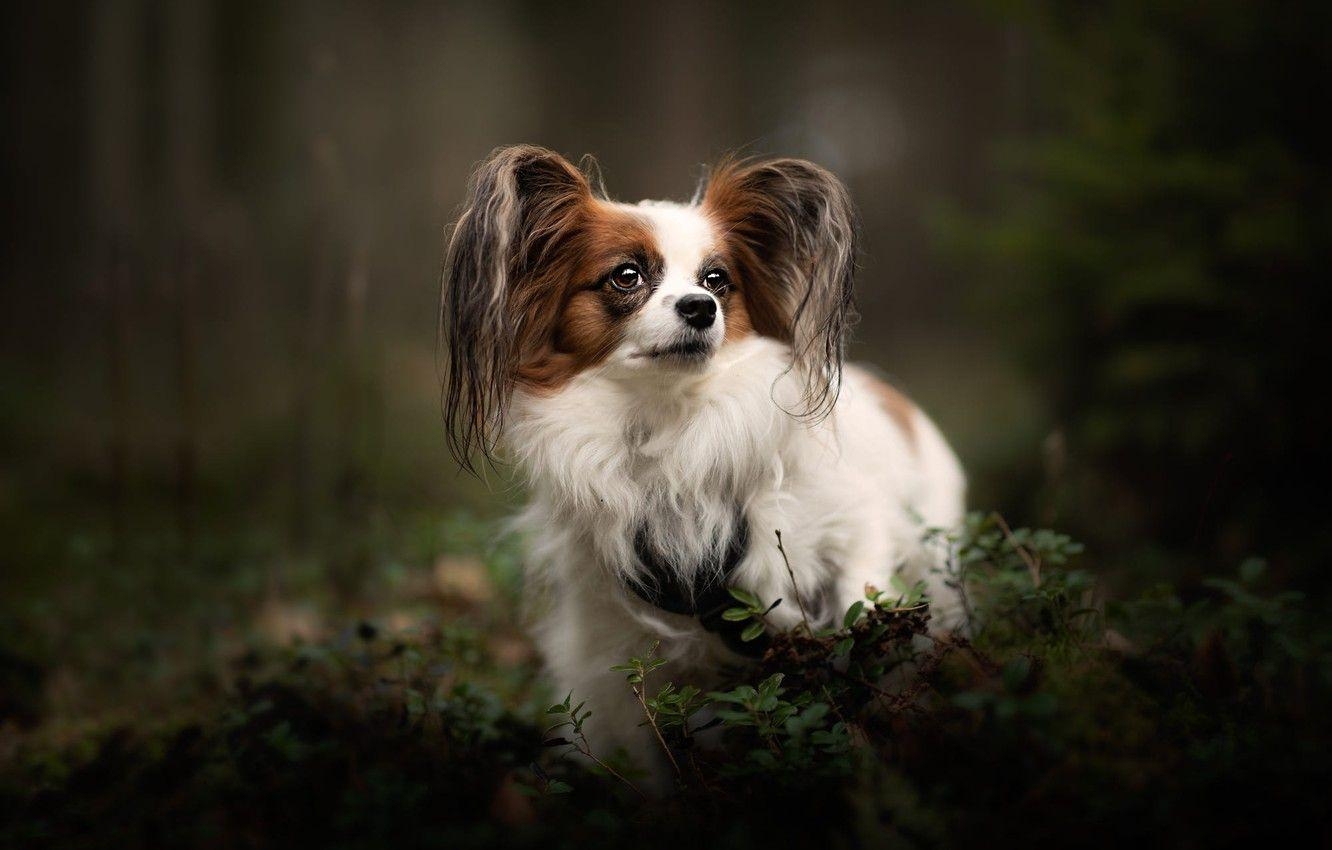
[440,145,859,469]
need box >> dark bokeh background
[1,0,1327,728]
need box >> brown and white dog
[440,145,964,782]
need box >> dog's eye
[608,263,643,292]
[702,269,729,292]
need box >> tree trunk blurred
[332,237,374,602]
[89,0,145,565]
[164,0,211,566]
[289,11,333,557]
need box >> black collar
[624,516,769,658]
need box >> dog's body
[441,147,965,781]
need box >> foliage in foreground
[2,513,1329,849]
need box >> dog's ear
[704,157,860,418]
[440,145,591,471]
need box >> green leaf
[547,692,573,713]
[757,674,784,695]
[799,702,829,727]
[748,749,777,768]
[741,621,766,642]
[713,709,752,723]
[722,607,751,622]
[843,600,865,629]
[728,587,762,608]
[545,780,574,794]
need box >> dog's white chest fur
[512,338,795,590]
[507,337,965,776]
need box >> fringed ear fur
[439,145,591,472]
[703,157,860,419]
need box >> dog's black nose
[675,293,717,329]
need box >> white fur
[618,201,727,362]
[503,202,965,784]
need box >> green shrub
[3,515,1328,849]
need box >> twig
[571,730,647,799]
[548,698,645,799]
[829,667,899,703]
[933,633,997,676]
[775,530,812,634]
[631,684,683,781]
[991,512,1041,588]
[944,550,977,634]
[884,602,929,614]
[821,683,851,727]
[687,748,720,799]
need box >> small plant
[7,510,1328,849]
[721,587,782,643]
[867,573,929,611]
[1110,556,1331,696]
[611,642,686,781]
[706,673,853,778]
[931,511,1093,649]
[543,690,643,798]
[645,682,710,737]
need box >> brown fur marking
[701,163,795,345]
[515,200,659,392]
[851,366,918,447]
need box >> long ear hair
[439,145,591,472]
[703,156,860,419]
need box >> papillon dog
[440,145,965,782]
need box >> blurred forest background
[1,0,1327,770]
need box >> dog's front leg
[537,592,677,793]
[731,515,822,633]
[829,517,898,624]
